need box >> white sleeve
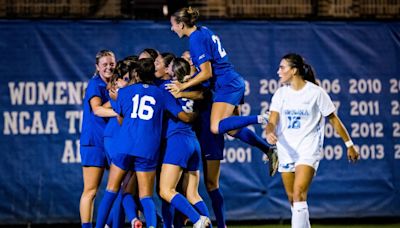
[317,88,336,117]
[270,87,283,113]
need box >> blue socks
[81,223,92,228]
[106,190,125,228]
[218,115,258,134]
[170,193,200,224]
[95,190,118,228]
[162,200,175,228]
[194,201,212,228]
[233,127,272,153]
[122,192,138,222]
[140,197,157,228]
[208,189,226,228]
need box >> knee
[205,179,218,191]
[293,186,307,202]
[159,187,175,202]
[210,125,219,135]
[82,188,98,200]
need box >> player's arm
[167,61,212,92]
[90,96,117,117]
[265,111,279,145]
[170,89,204,100]
[328,112,359,162]
[177,111,197,123]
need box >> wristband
[345,140,354,148]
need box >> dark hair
[94,49,115,75]
[123,55,138,62]
[140,48,159,62]
[172,58,190,83]
[160,52,176,68]
[115,56,139,81]
[172,7,200,28]
[282,53,317,85]
[136,58,155,84]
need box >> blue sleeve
[114,90,123,116]
[162,90,183,117]
[85,79,102,101]
[190,32,212,66]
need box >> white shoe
[131,218,143,228]
[193,216,211,228]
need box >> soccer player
[95,58,196,228]
[168,8,278,227]
[104,58,143,228]
[79,50,117,228]
[159,57,211,228]
[265,53,359,228]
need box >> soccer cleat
[266,145,279,176]
[193,216,211,228]
[131,218,143,228]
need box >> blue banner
[0,20,399,224]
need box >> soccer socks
[95,190,118,228]
[111,190,125,228]
[232,127,272,154]
[193,201,210,217]
[194,201,212,228]
[170,193,201,224]
[292,201,311,228]
[122,192,138,222]
[140,196,157,228]
[217,115,258,134]
[161,199,175,228]
[208,189,226,228]
[81,223,92,228]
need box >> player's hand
[266,132,278,145]
[165,81,183,93]
[182,75,192,82]
[170,90,182,98]
[347,146,359,163]
[109,88,118,100]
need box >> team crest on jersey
[142,84,149,88]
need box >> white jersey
[270,82,335,166]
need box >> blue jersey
[189,26,240,87]
[80,75,110,147]
[159,80,196,138]
[112,83,183,161]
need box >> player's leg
[160,164,203,224]
[80,166,104,228]
[292,165,314,228]
[137,170,157,228]
[121,171,142,228]
[95,164,127,228]
[203,160,225,228]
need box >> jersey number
[212,35,227,58]
[288,116,301,129]
[130,94,156,120]
[181,98,194,113]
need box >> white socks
[292,201,311,228]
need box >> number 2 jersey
[270,82,336,164]
[111,83,183,161]
[189,26,242,89]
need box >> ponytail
[282,53,318,85]
[172,6,200,28]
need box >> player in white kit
[265,53,359,228]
